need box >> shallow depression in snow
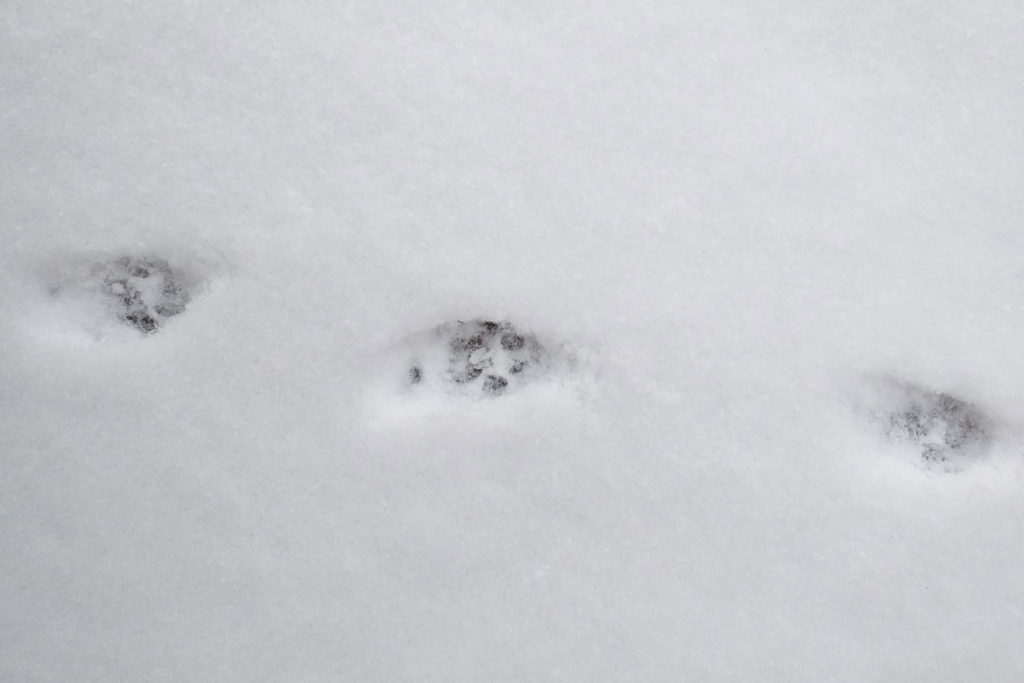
[362,317,590,427]
[852,375,1004,473]
[24,251,211,343]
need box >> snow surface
[2,1,1024,680]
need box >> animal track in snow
[887,388,989,469]
[364,317,586,426]
[404,319,551,398]
[44,253,200,338]
[861,377,991,471]
[99,256,191,333]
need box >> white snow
[2,1,1024,680]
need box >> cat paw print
[859,377,992,472]
[407,319,546,397]
[99,256,191,333]
[887,388,990,470]
[42,253,199,339]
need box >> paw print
[100,256,190,333]
[407,319,544,397]
[886,385,990,470]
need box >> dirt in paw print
[100,256,191,333]
[407,319,544,397]
[885,384,990,471]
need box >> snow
[2,1,1024,680]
